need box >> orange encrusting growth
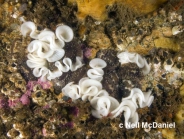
[70,0,168,21]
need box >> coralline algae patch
[0,0,184,139]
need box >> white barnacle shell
[46,49,65,62]
[90,96,119,118]
[7,130,12,138]
[20,21,39,39]
[19,131,26,139]
[27,40,54,58]
[87,68,104,81]
[79,77,102,101]
[170,63,184,74]
[89,58,107,69]
[164,58,174,72]
[122,88,154,108]
[38,29,65,50]
[55,25,74,42]
[26,53,47,68]
[172,25,183,35]
[62,82,81,100]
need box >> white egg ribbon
[47,57,84,80]
[21,21,83,81]
[55,57,84,72]
[27,40,54,58]
[79,77,104,101]
[38,29,65,50]
[122,88,154,108]
[21,21,155,129]
[87,58,107,81]
[26,53,47,68]
[33,67,49,81]
[117,51,151,75]
[62,82,81,100]
[60,55,154,129]
[55,25,74,42]
[110,99,139,129]
[90,96,119,118]
[21,21,39,39]
[61,76,154,129]
[46,49,65,62]
[62,78,109,102]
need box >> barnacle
[7,128,19,138]
[31,89,47,106]
[8,62,18,72]
[172,25,184,35]
[8,89,22,99]
[14,79,26,92]
[1,84,12,96]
